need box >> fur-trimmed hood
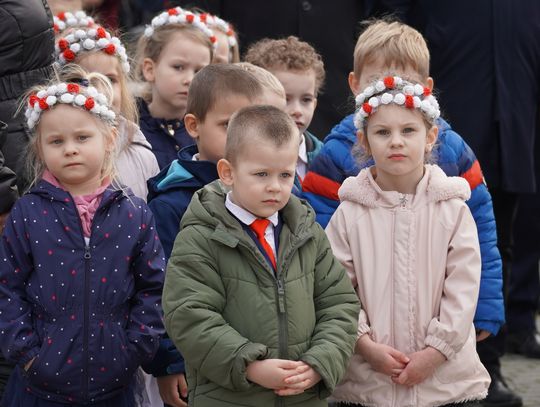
[338,164,470,209]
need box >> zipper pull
[399,194,407,208]
[84,246,91,259]
[277,279,285,313]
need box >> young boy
[244,36,325,185]
[145,64,265,407]
[162,105,359,407]
[299,18,505,402]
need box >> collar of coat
[338,164,471,209]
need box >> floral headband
[143,7,218,50]
[55,27,130,73]
[25,82,116,130]
[53,10,96,34]
[200,13,237,48]
[354,76,440,129]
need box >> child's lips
[388,154,406,160]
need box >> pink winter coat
[325,165,490,407]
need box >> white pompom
[46,96,57,106]
[70,43,81,53]
[46,85,58,96]
[87,28,97,38]
[413,96,421,108]
[122,62,130,73]
[111,37,121,46]
[144,26,154,37]
[74,29,86,39]
[83,38,95,50]
[67,17,77,26]
[74,94,86,106]
[97,38,109,48]
[37,90,47,99]
[65,34,75,43]
[403,85,414,96]
[414,84,424,96]
[355,93,366,106]
[169,15,179,24]
[394,76,403,86]
[91,105,101,114]
[86,87,98,98]
[375,81,385,92]
[96,94,108,105]
[381,93,393,104]
[31,110,40,121]
[57,83,68,93]
[364,86,375,97]
[368,97,379,108]
[75,11,86,19]
[394,93,406,105]
[60,93,74,103]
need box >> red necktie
[250,219,276,269]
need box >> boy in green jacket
[163,105,359,406]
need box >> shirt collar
[225,192,279,226]
[298,133,308,164]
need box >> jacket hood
[339,164,470,208]
[181,179,316,243]
[323,114,357,145]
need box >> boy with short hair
[163,105,360,407]
[300,18,505,403]
[235,62,287,110]
[146,64,265,407]
[244,36,325,184]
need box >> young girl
[325,77,491,407]
[55,26,159,200]
[136,7,215,169]
[200,12,240,64]
[0,71,165,407]
[53,10,95,36]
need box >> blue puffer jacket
[302,114,504,335]
[0,180,165,404]
[137,98,194,170]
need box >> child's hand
[246,359,304,390]
[157,373,188,407]
[391,347,446,386]
[476,329,491,342]
[24,357,35,372]
[356,334,409,377]
[274,362,321,396]
[0,212,9,235]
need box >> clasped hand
[246,359,321,396]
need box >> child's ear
[426,76,434,91]
[142,58,156,82]
[357,129,370,154]
[425,124,438,153]
[107,127,118,153]
[348,71,361,96]
[184,114,199,141]
[217,158,234,186]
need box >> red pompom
[38,98,49,110]
[58,39,68,51]
[362,102,373,114]
[84,97,95,110]
[96,27,107,39]
[67,83,80,94]
[29,95,39,107]
[53,24,59,33]
[57,12,66,20]
[227,29,234,36]
[63,49,75,61]
[104,44,116,55]
[199,13,207,22]
[383,76,395,89]
[423,87,432,96]
[186,14,194,23]
[168,8,178,16]
[210,36,217,44]
[405,95,414,109]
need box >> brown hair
[353,19,430,81]
[225,105,297,163]
[244,36,325,94]
[186,64,264,122]
[134,24,214,101]
[21,65,117,190]
[234,62,286,102]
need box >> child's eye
[173,65,184,71]
[255,172,267,177]
[403,127,416,134]
[301,97,313,104]
[50,139,63,145]
[280,172,293,178]
[107,76,118,84]
[376,129,390,136]
[78,135,90,142]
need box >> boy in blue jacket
[302,19,504,343]
[146,63,281,406]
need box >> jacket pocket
[433,331,481,384]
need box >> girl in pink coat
[325,76,490,407]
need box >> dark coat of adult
[0,121,17,214]
[175,0,365,138]
[0,0,54,190]
[376,0,540,194]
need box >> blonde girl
[135,7,215,169]
[0,69,165,407]
[201,12,240,63]
[55,26,159,200]
[325,77,490,407]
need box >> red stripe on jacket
[302,171,341,201]
[461,160,484,190]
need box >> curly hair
[244,36,325,94]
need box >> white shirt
[296,133,308,180]
[225,192,278,256]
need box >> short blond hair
[234,62,286,102]
[353,19,429,81]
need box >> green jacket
[163,180,359,407]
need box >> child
[302,19,504,344]
[326,77,490,407]
[201,12,240,63]
[53,10,95,35]
[136,7,216,169]
[0,70,165,406]
[234,62,287,109]
[162,105,360,406]
[55,26,159,200]
[245,36,325,185]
